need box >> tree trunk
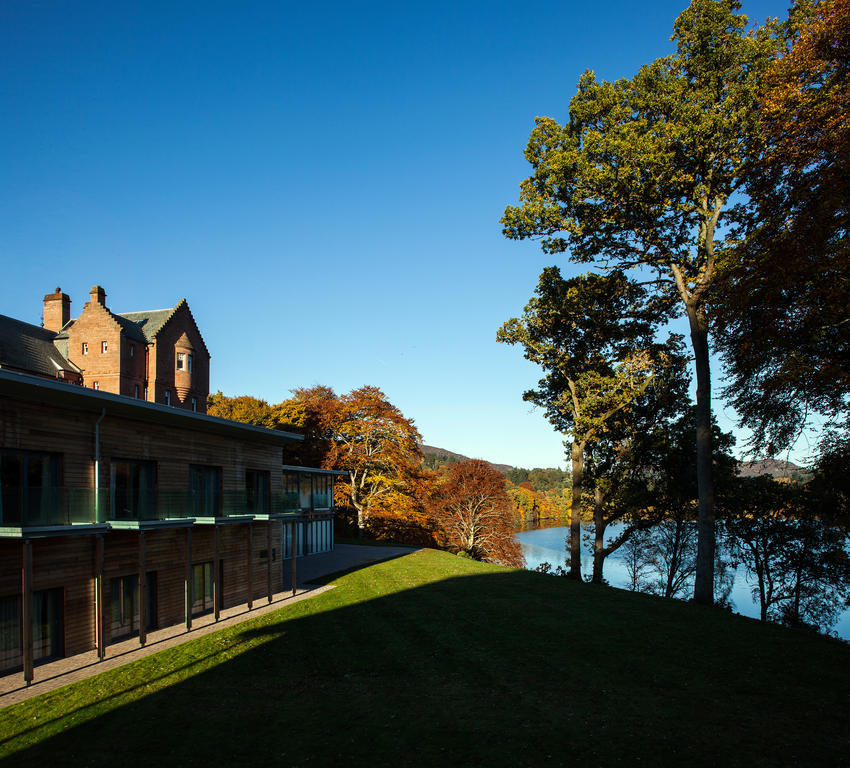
[591,485,605,584]
[688,303,716,605]
[568,440,585,580]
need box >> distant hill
[737,458,807,479]
[424,445,810,483]
[420,444,513,474]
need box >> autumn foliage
[429,460,525,568]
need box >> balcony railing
[0,487,334,528]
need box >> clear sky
[0,0,800,470]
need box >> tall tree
[501,1,777,603]
[715,0,850,454]
[499,268,661,579]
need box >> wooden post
[185,527,192,631]
[138,531,147,646]
[213,525,220,621]
[266,521,272,603]
[22,540,33,686]
[290,521,297,597]
[96,534,105,660]
[247,522,253,610]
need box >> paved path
[0,543,418,709]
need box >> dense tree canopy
[501,0,778,603]
[715,0,850,454]
[499,268,664,578]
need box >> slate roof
[117,306,178,342]
[0,314,79,377]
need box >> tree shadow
[1,560,849,768]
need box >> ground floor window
[0,588,64,672]
[110,573,157,641]
[191,561,222,616]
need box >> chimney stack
[43,287,71,332]
[89,285,106,306]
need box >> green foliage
[499,268,663,444]
[421,451,462,472]
[505,466,570,491]
[501,0,780,603]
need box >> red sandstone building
[2,285,209,412]
[0,287,338,683]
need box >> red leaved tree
[431,460,525,568]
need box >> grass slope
[1,549,848,767]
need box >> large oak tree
[501,0,777,603]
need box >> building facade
[0,289,340,684]
[1,285,210,412]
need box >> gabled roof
[0,314,79,377]
[118,304,181,342]
[113,314,148,343]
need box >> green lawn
[1,549,848,767]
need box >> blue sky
[0,0,801,469]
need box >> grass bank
[1,549,848,767]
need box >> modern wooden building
[0,369,339,684]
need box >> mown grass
[1,549,848,767]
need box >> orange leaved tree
[431,460,525,568]
[314,386,425,537]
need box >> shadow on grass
[1,552,849,768]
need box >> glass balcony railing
[0,487,335,528]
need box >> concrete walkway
[0,543,418,709]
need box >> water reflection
[516,524,850,641]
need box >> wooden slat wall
[0,393,291,666]
[0,397,285,494]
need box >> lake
[516,524,850,642]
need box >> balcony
[0,486,335,532]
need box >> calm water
[516,524,850,642]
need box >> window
[313,474,332,510]
[191,562,219,616]
[129,344,135,358]
[0,589,64,672]
[176,352,185,371]
[191,397,197,412]
[93,381,99,390]
[300,473,312,510]
[110,460,156,520]
[110,573,157,641]
[101,341,108,353]
[0,449,61,526]
[190,465,222,518]
[245,469,270,514]
[188,354,193,373]
[164,390,171,406]
[0,594,21,672]
[282,471,301,511]
[82,342,88,355]
[134,384,140,399]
